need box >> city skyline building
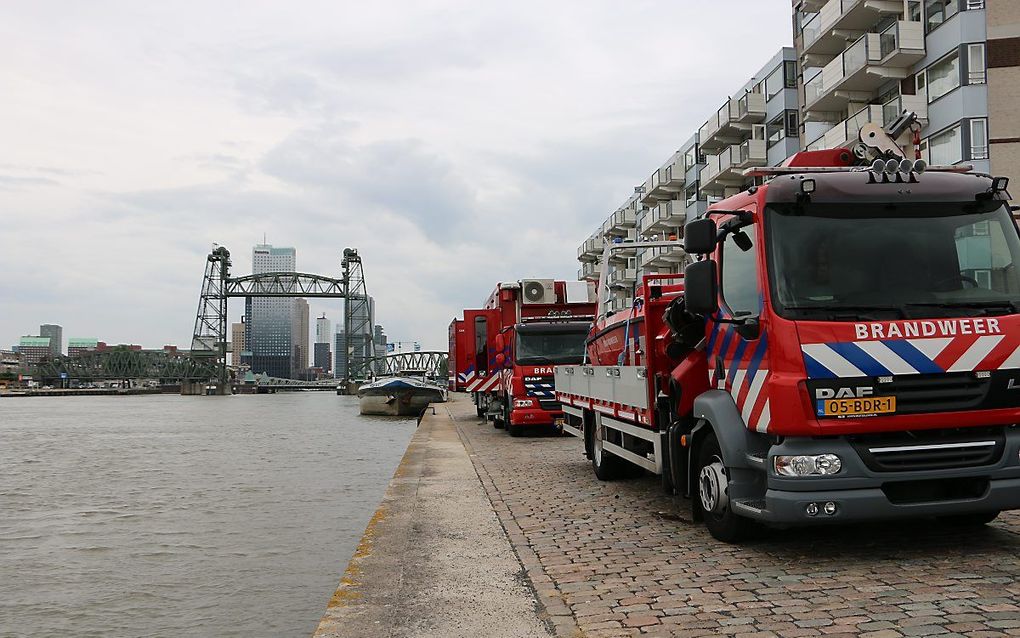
[314,313,332,374]
[230,320,245,367]
[246,243,301,379]
[18,336,51,367]
[39,324,62,357]
[67,338,99,357]
[293,298,310,377]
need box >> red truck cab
[557,140,1020,541]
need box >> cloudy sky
[1,0,790,352]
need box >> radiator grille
[850,427,1006,472]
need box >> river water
[0,392,417,637]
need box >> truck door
[707,214,772,433]
[463,309,502,393]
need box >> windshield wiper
[904,301,1018,315]
[783,304,906,319]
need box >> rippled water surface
[0,392,416,637]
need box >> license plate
[819,396,896,417]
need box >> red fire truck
[449,279,596,434]
[555,114,1020,541]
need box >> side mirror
[684,218,717,254]
[684,259,718,316]
[495,353,506,367]
[495,334,505,351]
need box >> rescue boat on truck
[556,112,1020,542]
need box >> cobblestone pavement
[454,407,1020,638]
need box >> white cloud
[0,0,791,350]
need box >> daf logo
[815,386,875,400]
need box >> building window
[684,148,697,171]
[785,109,799,137]
[926,51,960,102]
[925,0,959,33]
[928,124,962,165]
[766,114,785,147]
[784,60,798,88]
[765,66,785,100]
[974,269,992,289]
[967,43,986,84]
[970,118,989,160]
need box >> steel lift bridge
[190,246,374,394]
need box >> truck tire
[493,399,505,429]
[591,419,626,480]
[696,433,753,543]
[937,511,999,527]
[507,403,523,437]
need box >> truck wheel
[493,400,505,429]
[937,511,999,527]
[696,433,753,543]
[507,403,523,437]
[591,419,626,480]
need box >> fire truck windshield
[766,201,1020,320]
[515,328,588,365]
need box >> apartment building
[577,49,799,315]
[794,0,997,176]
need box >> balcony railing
[698,99,742,152]
[735,92,766,123]
[805,35,868,108]
[803,0,906,57]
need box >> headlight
[514,398,535,408]
[773,454,842,477]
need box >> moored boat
[358,375,448,416]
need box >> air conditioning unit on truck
[555,113,1020,542]
[448,279,597,435]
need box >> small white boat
[358,374,448,416]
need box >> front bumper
[745,428,1020,525]
[510,406,562,427]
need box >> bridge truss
[36,348,220,382]
[355,351,449,381]
[190,245,372,389]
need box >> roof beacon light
[898,159,913,173]
[884,159,900,174]
[913,159,927,174]
[992,176,1010,193]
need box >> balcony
[698,99,748,153]
[700,140,765,192]
[643,245,685,269]
[640,154,686,206]
[640,200,687,238]
[804,25,922,115]
[882,93,927,127]
[802,0,905,60]
[608,205,636,233]
[806,104,884,150]
[608,229,638,262]
[578,260,601,281]
[608,267,637,289]
[577,234,604,262]
[735,92,766,124]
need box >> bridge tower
[190,246,231,393]
[342,248,375,386]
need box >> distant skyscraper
[248,244,297,379]
[315,314,332,345]
[373,324,387,375]
[334,328,347,380]
[315,314,332,374]
[230,320,245,367]
[39,324,62,357]
[292,298,310,377]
